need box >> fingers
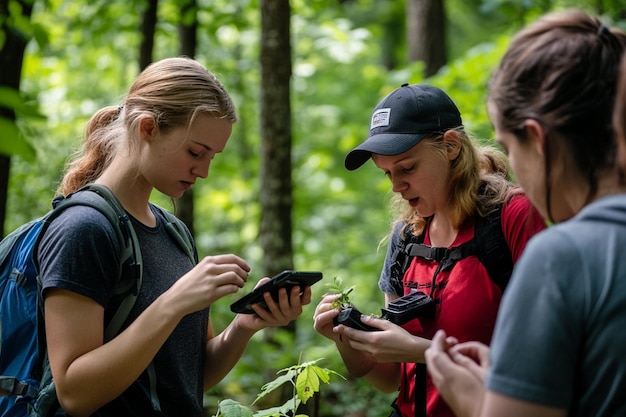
[359,314,391,330]
[426,331,490,386]
[164,254,253,317]
[426,331,487,417]
[312,294,343,337]
[253,277,271,288]
[314,293,341,316]
[424,330,450,383]
[430,329,449,353]
[247,283,313,327]
[425,330,458,379]
[204,253,251,272]
[449,342,489,365]
[199,254,250,283]
[448,341,490,383]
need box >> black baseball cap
[344,83,463,170]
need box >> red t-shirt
[396,194,546,417]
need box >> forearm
[363,362,401,393]
[335,339,400,393]
[336,337,375,377]
[203,316,256,390]
[398,333,431,364]
[52,294,185,417]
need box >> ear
[523,119,546,156]
[442,130,461,160]
[138,116,157,143]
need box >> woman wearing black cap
[424,9,626,417]
[313,82,545,417]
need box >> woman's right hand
[313,293,342,341]
[165,254,251,316]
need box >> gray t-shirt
[38,203,206,417]
[487,194,626,416]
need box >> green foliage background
[4,0,625,415]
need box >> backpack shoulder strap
[473,205,514,292]
[153,205,196,264]
[38,184,142,341]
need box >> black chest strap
[405,239,479,273]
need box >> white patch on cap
[371,108,391,130]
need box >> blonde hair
[58,57,237,195]
[478,144,511,180]
[389,128,519,239]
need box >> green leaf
[253,370,296,405]
[0,117,36,160]
[0,86,45,119]
[295,366,320,404]
[254,397,301,417]
[310,365,331,384]
[326,276,354,308]
[216,399,254,417]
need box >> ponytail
[57,105,125,195]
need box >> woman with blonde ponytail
[37,57,310,417]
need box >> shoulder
[390,221,406,242]
[501,192,543,229]
[501,192,534,216]
[47,204,118,239]
[501,192,546,232]
[379,221,409,296]
[517,224,574,261]
[497,193,546,262]
[38,204,120,263]
[504,225,588,320]
[577,193,626,225]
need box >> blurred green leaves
[0,86,45,160]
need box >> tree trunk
[139,0,158,71]
[406,0,447,77]
[260,0,293,278]
[179,0,198,57]
[0,156,9,237]
[259,0,300,412]
[174,0,198,235]
[0,0,33,237]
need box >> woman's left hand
[235,277,312,331]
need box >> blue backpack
[0,183,194,417]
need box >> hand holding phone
[230,270,323,314]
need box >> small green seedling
[213,358,345,417]
[326,276,354,310]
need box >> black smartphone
[230,270,323,314]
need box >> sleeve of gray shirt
[37,205,121,307]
